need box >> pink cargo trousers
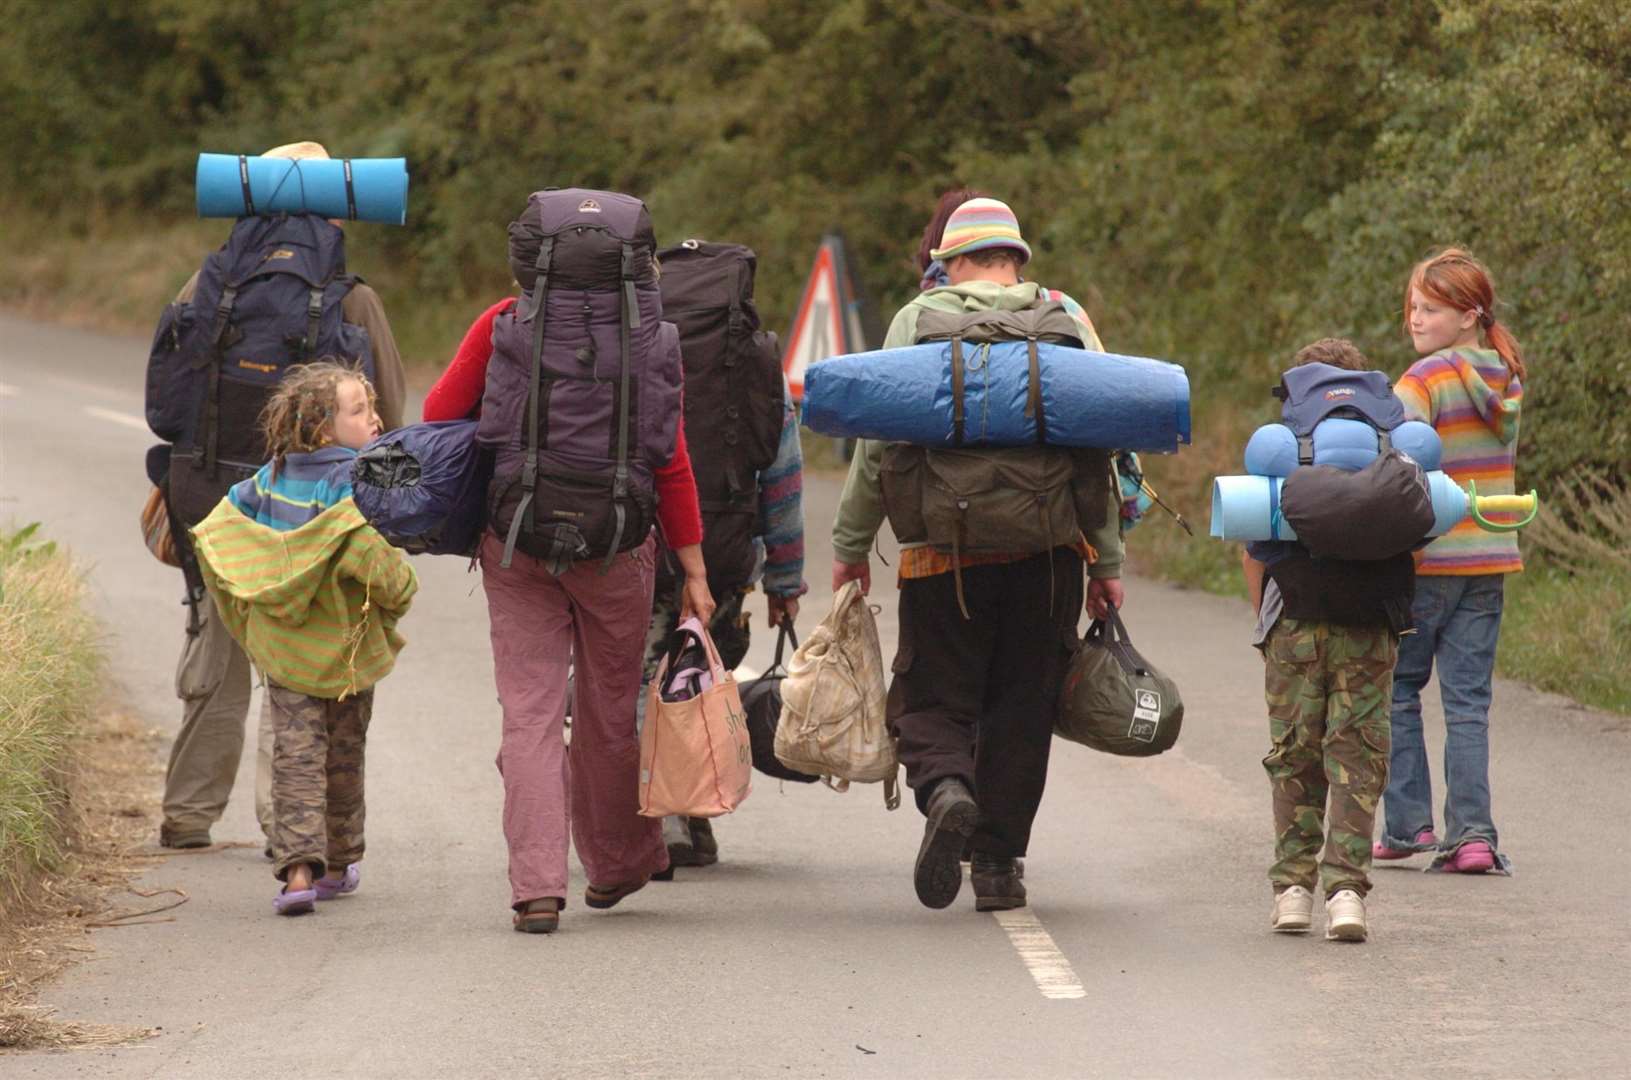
[480,533,669,907]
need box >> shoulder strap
[500,237,555,570]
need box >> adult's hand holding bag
[638,617,753,818]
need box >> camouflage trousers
[267,681,372,881]
[1262,618,1396,898]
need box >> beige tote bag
[638,618,753,818]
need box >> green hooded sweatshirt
[830,280,1124,578]
[191,497,418,699]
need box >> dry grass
[1522,471,1631,576]
[0,530,166,1050]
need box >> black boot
[971,854,1027,911]
[687,817,718,866]
[915,779,979,909]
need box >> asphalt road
[3,314,1627,1079]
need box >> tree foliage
[1,0,1624,486]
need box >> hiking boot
[1271,886,1314,933]
[971,854,1026,912]
[663,815,707,868]
[914,779,979,910]
[688,817,719,866]
[159,825,211,850]
[1325,889,1367,942]
[1442,839,1496,874]
[1373,828,1437,861]
[960,838,1023,879]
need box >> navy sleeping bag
[352,420,490,556]
[801,341,1190,453]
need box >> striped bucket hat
[930,197,1032,264]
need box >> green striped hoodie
[191,497,418,699]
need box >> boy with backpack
[642,240,807,871]
[145,140,407,851]
[830,197,1125,913]
[1240,338,1414,943]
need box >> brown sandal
[584,876,650,910]
[513,897,562,933]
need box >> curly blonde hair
[258,360,376,475]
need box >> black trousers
[888,548,1084,857]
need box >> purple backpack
[478,189,684,572]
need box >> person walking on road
[188,362,417,916]
[642,240,807,873]
[147,140,407,852]
[422,190,715,933]
[1240,338,1413,942]
[831,196,1125,912]
[1375,249,1525,875]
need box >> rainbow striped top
[1394,346,1523,576]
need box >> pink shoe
[1373,829,1437,861]
[1442,840,1495,874]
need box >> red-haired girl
[1376,248,1524,874]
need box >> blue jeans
[1382,574,1506,856]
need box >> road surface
[2,314,1627,1078]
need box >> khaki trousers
[164,591,273,837]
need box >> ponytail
[1486,319,1525,383]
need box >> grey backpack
[1055,609,1183,757]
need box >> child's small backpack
[774,581,900,808]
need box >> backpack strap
[197,285,240,478]
[304,287,324,357]
[1025,334,1046,445]
[342,158,358,221]
[501,236,555,570]
[601,240,639,574]
[949,336,966,447]
[237,155,256,216]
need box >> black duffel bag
[1280,448,1435,562]
[741,623,819,783]
[1056,608,1183,757]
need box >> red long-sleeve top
[424,298,704,548]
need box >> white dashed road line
[993,908,1086,1000]
[84,405,150,432]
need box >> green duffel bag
[1056,609,1183,756]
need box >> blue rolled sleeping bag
[1210,469,1466,542]
[196,153,409,224]
[352,420,490,555]
[801,341,1190,453]
[1243,418,1441,476]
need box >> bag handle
[771,620,799,671]
[1083,608,1153,678]
[667,616,730,683]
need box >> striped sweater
[228,447,357,531]
[191,497,417,698]
[754,387,807,596]
[1395,347,1523,575]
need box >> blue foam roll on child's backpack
[1244,417,1441,476]
[352,421,491,555]
[196,154,409,224]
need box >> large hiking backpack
[146,213,371,528]
[655,239,784,596]
[478,189,684,572]
[878,302,1112,613]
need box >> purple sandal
[273,886,317,916]
[314,864,361,901]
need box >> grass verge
[0,526,162,1050]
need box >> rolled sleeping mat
[196,153,409,224]
[1210,469,1467,542]
[801,340,1191,453]
[1243,418,1442,476]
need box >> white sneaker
[1271,886,1313,932]
[1325,889,1367,942]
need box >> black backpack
[739,623,819,783]
[146,213,371,528]
[655,240,784,596]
